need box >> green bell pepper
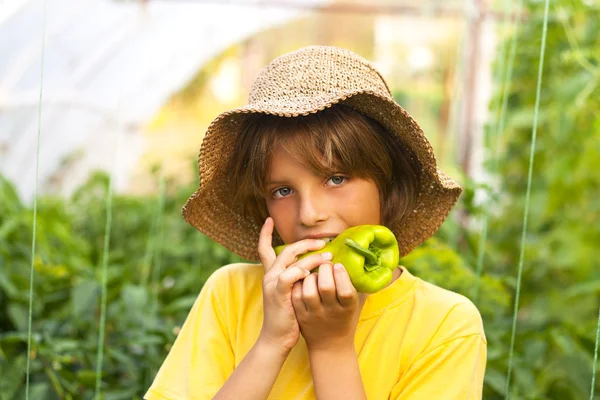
[274,225,399,293]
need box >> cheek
[265,199,295,240]
[266,198,286,218]
[341,184,381,224]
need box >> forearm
[213,338,288,400]
[308,346,367,400]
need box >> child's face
[265,143,381,244]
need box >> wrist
[307,343,366,400]
[306,338,356,355]
[256,333,293,360]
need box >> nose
[298,192,328,227]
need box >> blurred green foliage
[445,0,599,398]
[0,173,245,399]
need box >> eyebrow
[266,179,289,186]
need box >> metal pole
[461,0,483,176]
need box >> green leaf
[564,280,600,298]
[27,382,51,400]
[484,367,507,395]
[6,303,29,332]
[104,387,139,400]
[71,280,99,318]
[0,355,26,400]
[76,370,98,388]
[50,339,80,354]
[121,284,149,324]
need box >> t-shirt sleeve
[389,300,487,400]
[144,268,236,400]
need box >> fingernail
[322,252,332,260]
[334,263,344,271]
[315,239,326,246]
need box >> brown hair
[229,104,421,242]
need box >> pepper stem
[344,238,378,265]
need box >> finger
[276,238,327,270]
[293,251,332,273]
[317,263,337,306]
[302,272,321,312]
[258,217,277,272]
[276,266,310,296]
[333,263,357,307]
[292,281,306,315]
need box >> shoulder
[418,280,482,321]
[206,262,264,285]
[202,262,264,299]
[413,278,486,343]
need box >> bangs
[258,105,393,194]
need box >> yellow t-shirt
[145,263,487,400]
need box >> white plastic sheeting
[0,0,327,201]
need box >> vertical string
[591,303,600,400]
[25,0,48,398]
[94,151,114,399]
[94,125,118,398]
[149,173,167,316]
[142,169,166,389]
[140,181,160,289]
[505,0,551,398]
[472,0,522,303]
[94,51,125,400]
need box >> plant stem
[344,239,378,265]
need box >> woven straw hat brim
[182,88,462,262]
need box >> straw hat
[182,46,462,262]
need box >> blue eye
[328,176,346,185]
[273,187,292,198]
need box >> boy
[145,46,486,399]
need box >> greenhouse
[1,0,599,399]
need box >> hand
[292,262,367,352]
[257,217,333,355]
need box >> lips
[303,235,338,243]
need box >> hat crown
[248,46,393,111]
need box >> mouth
[302,235,338,243]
